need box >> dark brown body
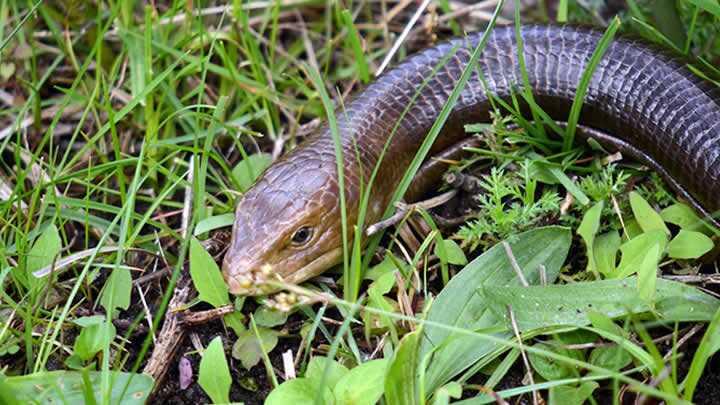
[339,24,720,217]
[223,25,720,295]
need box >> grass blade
[683,307,720,400]
[564,17,621,151]
[340,9,370,83]
[304,63,350,299]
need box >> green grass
[0,1,719,404]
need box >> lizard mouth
[224,247,344,296]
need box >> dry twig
[366,189,457,236]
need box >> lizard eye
[291,226,313,246]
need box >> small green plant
[198,337,232,404]
[579,164,630,202]
[636,172,677,208]
[266,356,388,405]
[578,192,715,302]
[456,163,562,249]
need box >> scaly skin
[222,25,720,295]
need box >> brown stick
[366,189,457,236]
[143,279,191,396]
[181,305,235,326]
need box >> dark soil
[694,358,720,405]
[150,319,283,404]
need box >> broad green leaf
[189,238,230,308]
[198,337,231,404]
[655,280,720,323]
[254,307,288,328]
[624,219,643,240]
[0,62,15,80]
[587,311,626,338]
[435,239,467,265]
[577,201,603,273]
[368,270,396,297]
[26,223,61,288]
[637,243,661,302]
[593,230,620,275]
[480,277,720,332]
[73,315,105,327]
[528,343,583,380]
[667,230,714,259]
[629,192,669,234]
[364,254,403,281]
[224,312,245,336]
[232,153,272,192]
[1,370,153,404]
[432,382,463,405]
[334,359,389,405]
[549,381,598,405]
[266,378,334,405]
[385,329,423,405]
[661,203,706,232]
[421,227,572,394]
[616,230,667,279]
[63,355,84,370]
[194,213,234,236]
[588,345,632,371]
[0,341,10,361]
[100,268,132,313]
[554,330,598,346]
[365,271,399,341]
[27,224,62,274]
[231,327,278,370]
[73,319,116,362]
[306,356,349,390]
